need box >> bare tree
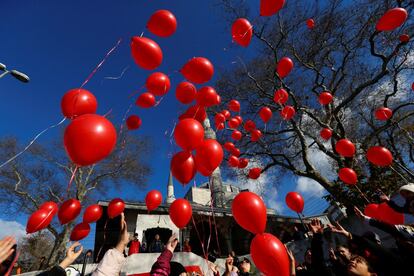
[0,133,151,266]
[215,0,414,207]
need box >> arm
[285,246,296,276]
[92,213,128,276]
[386,200,407,213]
[37,242,83,276]
[150,233,178,276]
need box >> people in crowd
[81,250,93,276]
[292,225,306,241]
[223,255,251,276]
[380,183,414,215]
[149,234,164,253]
[141,241,148,253]
[182,239,191,253]
[128,233,141,256]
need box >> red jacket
[150,249,172,276]
[128,240,141,255]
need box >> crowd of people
[1,184,414,275]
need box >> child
[380,183,414,215]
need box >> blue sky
[0,0,329,249]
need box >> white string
[0,117,66,169]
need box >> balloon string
[80,38,122,88]
[0,117,66,169]
[208,178,222,255]
[191,216,208,259]
[66,165,79,194]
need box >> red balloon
[231,18,253,47]
[196,86,219,107]
[306,19,315,29]
[232,191,267,234]
[228,155,240,168]
[176,82,197,104]
[364,204,380,219]
[216,122,225,130]
[238,158,249,169]
[146,72,171,96]
[234,115,243,124]
[231,130,242,141]
[250,233,290,276]
[215,113,226,124]
[260,0,285,16]
[145,190,163,211]
[319,92,333,105]
[277,57,294,78]
[64,114,117,166]
[248,168,262,179]
[39,201,58,217]
[70,222,91,241]
[338,168,358,185]
[376,8,408,32]
[400,34,410,43]
[366,146,393,167]
[26,209,55,234]
[222,110,231,119]
[377,202,404,225]
[108,198,125,219]
[412,82,414,91]
[58,199,81,225]
[224,142,235,152]
[136,92,156,108]
[335,139,356,158]
[280,106,295,120]
[259,107,272,123]
[181,57,214,84]
[274,89,289,105]
[320,128,333,140]
[61,88,98,119]
[231,147,241,157]
[375,107,393,121]
[251,129,262,142]
[179,105,207,123]
[174,119,205,151]
[171,151,196,184]
[195,139,224,176]
[83,204,103,224]
[228,118,240,129]
[131,37,163,70]
[126,115,142,130]
[147,10,177,37]
[169,199,192,229]
[285,192,304,213]
[228,100,241,112]
[244,120,257,131]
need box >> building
[93,171,330,262]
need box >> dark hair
[350,255,376,273]
[134,233,138,237]
[170,261,186,276]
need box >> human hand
[119,213,129,246]
[309,219,323,234]
[328,221,351,239]
[379,194,390,202]
[60,242,83,269]
[329,248,337,261]
[225,255,234,272]
[166,233,178,253]
[354,207,367,220]
[0,236,15,264]
[285,245,295,263]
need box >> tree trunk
[46,224,72,267]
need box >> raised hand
[329,248,337,260]
[0,236,15,264]
[166,233,179,253]
[309,219,323,234]
[328,221,351,239]
[354,206,366,220]
[60,242,83,269]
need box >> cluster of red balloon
[364,202,404,225]
[232,191,289,276]
[26,202,58,234]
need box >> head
[337,245,352,262]
[347,255,376,276]
[86,250,93,257]
[239,258,251,273]
[155,234,160,240]
[184,239,190,245]
[170,261,187,276]
[399,183,414,199]
[304,248,312,264]
[134,233,139,240]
